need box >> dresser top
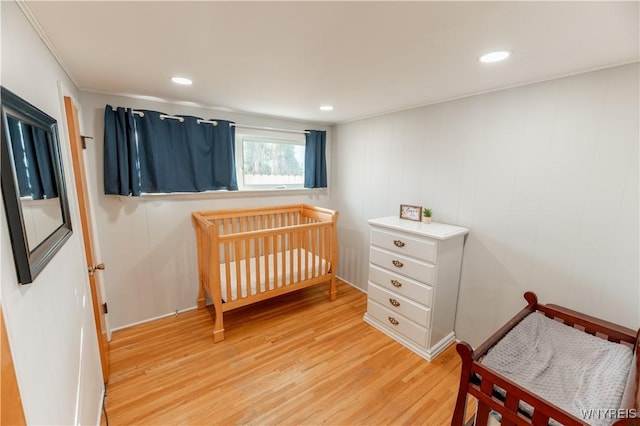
[368,216,469,240]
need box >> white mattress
[219,248,328,302]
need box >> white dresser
[363,216,468,361]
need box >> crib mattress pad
[481,312,633,426]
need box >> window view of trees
[242,139,304,185]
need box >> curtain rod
[130,109,310,134]
[231,124,309,135]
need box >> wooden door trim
[1,306,27,425]
[64,96,110,383]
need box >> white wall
[1,1,103,424]
[79,92,332,329]
[333,64,639,348]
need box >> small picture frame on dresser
[399,204,422,222]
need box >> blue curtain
[103,106,237,195]
[103,107,140,195]
[7,116,58,200]
[304,130,327,188]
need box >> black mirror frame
[1,87,72,284]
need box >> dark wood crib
[452,292,639,426]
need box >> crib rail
[194,204,332,228]
[192,204,338,342]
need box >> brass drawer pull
[390,279,402,288]
[389,298,400,307]
[392,260,404,268]
[393,240,405,248]
[388,316,399,326]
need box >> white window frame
[235,133,306,190]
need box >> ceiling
[23,1,639,124]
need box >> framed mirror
[1,87,72,284]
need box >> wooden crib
[452,292,639,426]
[192,204,339,342]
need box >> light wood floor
[105,280,465,425]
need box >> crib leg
[212,303,225,343]
[197,281,206,309]
[213,326,225,342]
[329,276,337,301]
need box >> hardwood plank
[105,280,464,425]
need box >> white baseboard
[111,306,197,333]
[336,275,367,294]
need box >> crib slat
[245,239,251,296]
[265,235,271,292]
[273,234,280,289]
[320,227,325,274]
[298,230,303,281]
[281,233,286,286]
[300,230,310,279]
[475,378,494,426]
[317,227,322,276]
[531,410,550,426]
[324,226,330,274]
[308,228,313,279]
[224,242,231,302]
[502,392,519,426]
[234,241,242,299]
[297,229,302,280]
[475,402,490,426]
[255,237,262,294]
[311,227,317,279]
[289,232,300,284]
[282,233,296,287]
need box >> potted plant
[422,208,432,224]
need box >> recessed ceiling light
[171,76,193,85]
[478,51,511,63]
[320,105,334,111]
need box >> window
[235,134,305,189]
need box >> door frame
[59,86,110,383]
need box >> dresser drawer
[367,300,428,346]
[368,264,434,306]
[370,247,435,285]
[368,282,431,328]
[371,228,437,263]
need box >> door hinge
[103,302,108,314]
[80,135,93,150]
